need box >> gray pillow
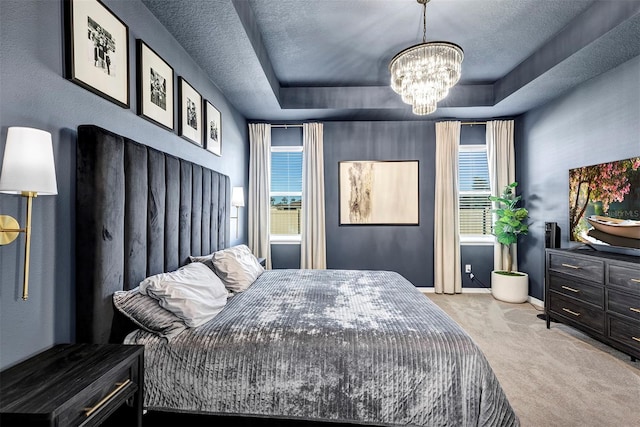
[212,244,264,292]
[189,253,215,272]
[113,287,187,341]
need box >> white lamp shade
[231,186,245,207]
[0,127,58,195]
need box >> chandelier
[389,0,464,115]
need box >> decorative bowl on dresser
[0,344,143,427]
[545,247,640,361]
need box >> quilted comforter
[124,269,519,426]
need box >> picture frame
[178,77,202,146]
[339,160,419,225]
[204,100,222,156]
[64,0,130,108]
[137,40,174,130]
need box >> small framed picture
[64,0,130,108]
[178,77,202,146]
[137,40,174,130]
[204,100,222,156]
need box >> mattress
[124,269,519,426]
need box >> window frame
[458,144,494,245]
[270,145,303,244]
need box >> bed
[75,125,519,426]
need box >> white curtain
[301,123,327,269]
[248,123,272,269]
[434,121,462,294]
[486,120,516,272]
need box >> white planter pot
[491,271,529,303]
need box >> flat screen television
[569,156,640,256]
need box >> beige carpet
[427,293,640,427]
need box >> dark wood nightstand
[258,257,266,267]
[0,343,143,427]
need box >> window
[459,145,493,244]
[270,146,303,242]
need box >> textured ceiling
[141,0,640,121]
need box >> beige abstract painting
[339,160,419,225]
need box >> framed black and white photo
[178,77,202,146]
[204,100,222,156]
[64,0,130,108]
[339,160,419,225]
[137,40,174,130]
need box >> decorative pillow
[113,288,187,341]
[211,244,264,292]
[139,262,228,327]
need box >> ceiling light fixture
[389,0,464,115]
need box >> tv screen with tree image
[569,157,640,251]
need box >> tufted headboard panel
[75,125,230,344]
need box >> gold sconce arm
[231,206,240,238]
[0,191,36,300]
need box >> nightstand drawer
[548,274,603,308]
[608,264,640,295]
[548,253,604,283]
[608,316,640,354]
[58,364,137,427]
[549,292,605,333]
[607,290,640,322]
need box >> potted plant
[489,182,530,303]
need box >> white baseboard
[418,287,545,308]
[528,295,544,308]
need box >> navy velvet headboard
[75,125,230,344]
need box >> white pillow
[212,244,264,292]
[139,262,228,327]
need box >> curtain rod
[461,121,487,125]
[270,124,303,128]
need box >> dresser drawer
[607,290,640,322]
[548,253,604,283]
[608,264,640,295]
[607,315,640,354]
[549,292,605,333]
[548,274,604,308]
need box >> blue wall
[323,121,435,287]
[0,0,248,369]
[517,55,640,300]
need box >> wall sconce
[0,127,58,300]
[230,186,245,238]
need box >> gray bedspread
[124,269,519,426]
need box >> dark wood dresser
[545,248,640,361]
[0,344,143,427]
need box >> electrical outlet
[465,264,472,273]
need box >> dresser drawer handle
[631,279,640,283]
[561,263,581,269]
[631,307,640,314]
[84,379,131,417]
[562,308,581,317]
[561,285,580,293]
[633,337,640,343]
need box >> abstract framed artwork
[339,160,419,225]
[137,40,174,130]
[64,0,130,108]
[178,77,202,146]
[204,100,222,156]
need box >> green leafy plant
[489,182,529,274]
